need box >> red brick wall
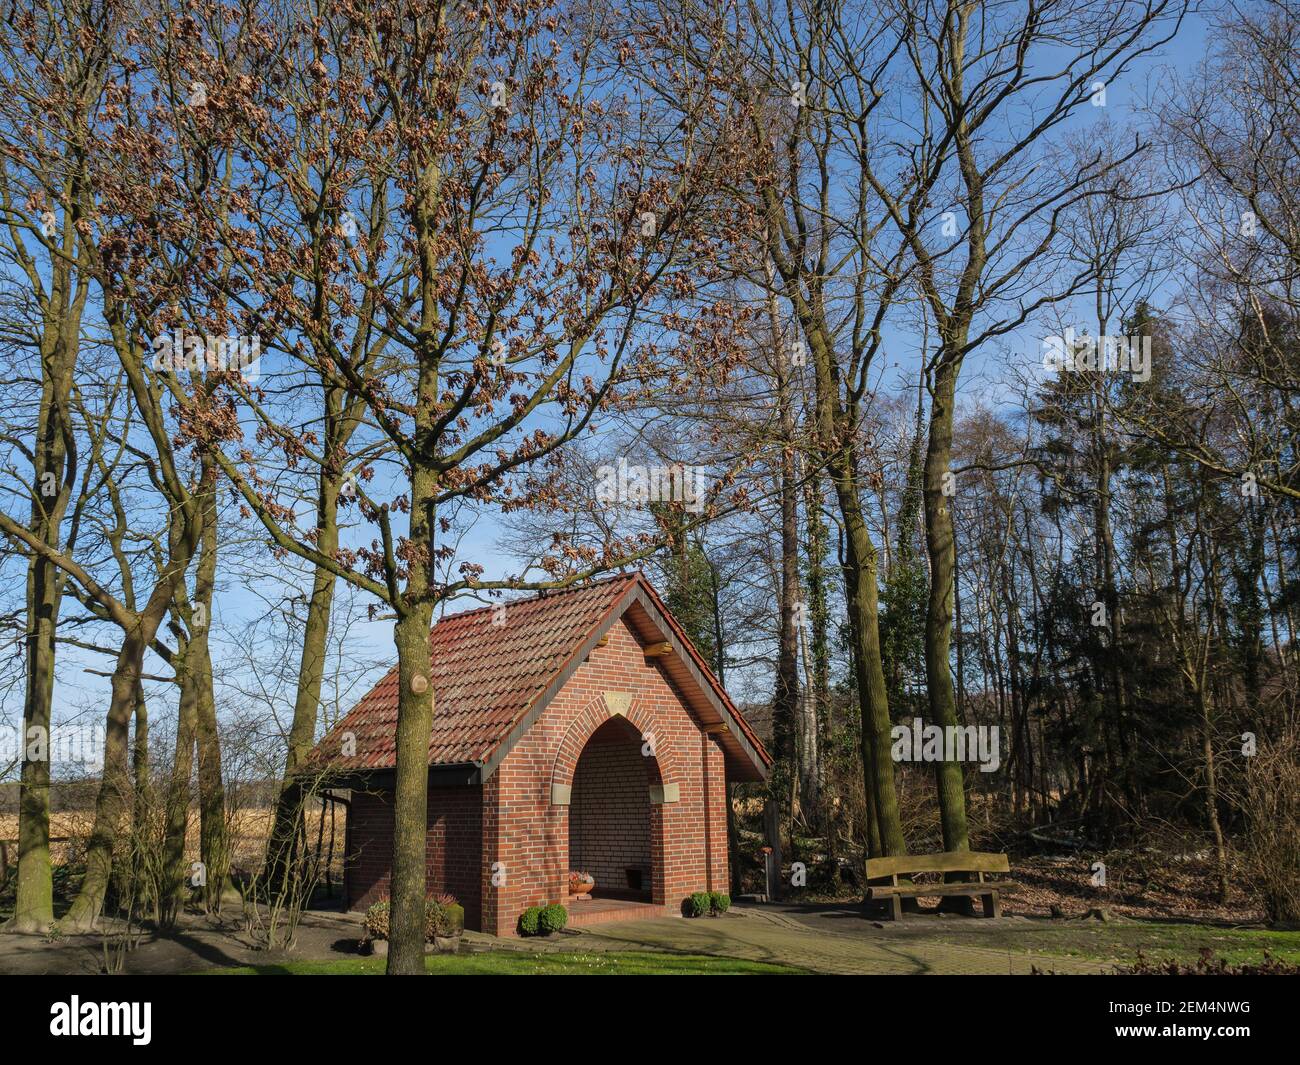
[569,722,651,892]
[345,782,483,931]
[483,615,730,935]
[480,773,501,935]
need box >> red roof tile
[306,571,770,779]
[308,574,632,771]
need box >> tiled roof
[307,574,637,772]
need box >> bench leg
[981,891,1001,919]
[938,892,976,916]
[888,895,903,921]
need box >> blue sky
[1,3,1220,776]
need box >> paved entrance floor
[567,892,668,928]
[486,902,1113,974]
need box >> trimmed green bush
[684,891,712,918]
[539,903,568,935]
[710,891,731,914]
[518,906,542,937]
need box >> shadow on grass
[199,949,806,976]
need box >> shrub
[710,891,731,914]
[368,897,460,941]
[1241,727,1300,923]
[442,902,465,934]
[539,903,568,934]
[684,891,712,918]
[518,906,542,937]
[364,899,391,940]
[423,895,465,939]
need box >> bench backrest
[865,850,1010,879]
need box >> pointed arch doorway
[565,715,667,924]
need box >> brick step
[567,901,669,927]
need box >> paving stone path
[484,903,1113,975]
[0,902,1117,974]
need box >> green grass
[204,949,807,975]
[931,921,1300,968]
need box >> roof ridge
[434,570,640,624]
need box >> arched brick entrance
[569,716,658,899]
[549,694,676,907]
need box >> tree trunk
[389,599,435,974]
[189,472,230,910]
[922,360,970,853]
[264,477,342,895]
[802,469,831,829]
[162,634,198,925]
[774,382,800,827]
[128,682,153,920]
[796,622,821,821]
[386,148,444,974]
[793,290,906,857]
[13,552,62,932]
[192,625,228,910]
[62,630,148,930]
[12,328,78,933]
[63,551,192,928]
[1198,684,1230,903]
[834,466,907,856]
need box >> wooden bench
[864,851,1015,920]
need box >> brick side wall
[702,731,729,892]
[345,783,483,931]
[569,724,651,892]
[485,615,729,935]
[480,773,501,937]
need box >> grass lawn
[204,949,807,975]
[932,921,1300,968]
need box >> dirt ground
[793,850,1267,925]
[0,905,371,976]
